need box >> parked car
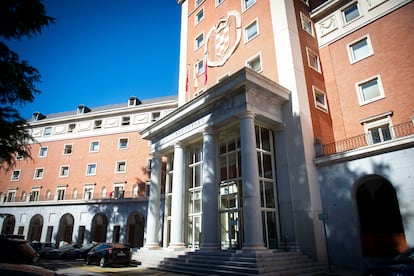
[67,242,97,259]
[30,242,57,257]
[0,237,39,264]
[0,263,57,276]
[85,243,131,267]
[366,248,414,275]
[45,243,81,259]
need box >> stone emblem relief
[319,14,337,36]
[205,10,241,67]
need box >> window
[67,123,76,133]
[63,144,73,155]
[94,120,102,129]
[77,105,90,114]
[11,170,21,181]
[195,33,204,50]
[195,9,204,25]
[195,60,204,76]
[313,86,328,112]
[84,186,94,200]
[39,147,48,157]
[44,127,52,136]
[357,76,384,105]
[343,2,360,23]
[151,112,161,122]
[34,168,44,179]
[246,54,262,72]
[245,20,258,42]
[90,141,100,152]
[59,166,69,177]
[116,161,126,173]
[15,152,23,160]
[86,164,97,175]
[243,0,256,11]
[363,115,394,144]
[300,12,314,36]
[56,188,65,201]
[121,116,130,126]
[195,0,204,7]
[348,35,373,63]
[30,190,40,202]
[6,190,16,202]
[128,96,141,106]
[306,48,321,73]
[119,138,129,149]
[216,0,224,6]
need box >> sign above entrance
[205,10,241,67]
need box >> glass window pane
[263,154,273,178]
[352,38,370,61]
[381,126,392,141]
[246,22,258,41]
[361,79,380,101]
[265,181,275,208]
[261,128,271,151]
[344,4,360,23]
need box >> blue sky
[9,0,181,119]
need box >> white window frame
[194,60,204,77]
[44,127,52,137]
[39,146,48,158]
[215,0,225,7]
[11,170,21,181]
[90,141,100,153]
[246,53,263,73]
[63,144,73,155]
[356,75,385,105]
[59,165,70,178]
[116,161,127,173]
[363,116,394,145]
[300,12,314,37]
[67,123,76,133]
[306,47,321,73]
[93,119,102,129]
[195,0,204,8]
[6,189,17,202]
[242,0,256,11]
[119,138,129,149]
[195,8,204,25]
[34,168,44,179]
[342,2,361,24]
[195,32,204,51]
[348,34,374,64]
[244,19,259,43]
[312,86,328,112]
[121,116,130,126]
[30,188,40,202]
[56,187,66,201]
[86,163,97,176]
[83,185,94,200]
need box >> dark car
[0,263,57,276]
[85,243,131,267]
[0,237,39,264]
[366,248,414,276]
[45,243,81,259]
[30,242,57,257]
[67,242,97,259]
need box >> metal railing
[321,121,414,156]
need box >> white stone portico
[141,67,291,252]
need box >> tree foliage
[0,0,54,170]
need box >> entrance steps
[133,249,327,275]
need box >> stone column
[239,111,266,250]
[169,143,186,249]
[144,154,162,249]
[201,127,219,250]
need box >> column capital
[239,110,255,120]
[203,126,218,135]
[174,142,184,149]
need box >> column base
[168,243,186,250]
[143,243,161,250]
[200,243,220,251]
[242,242,267,252]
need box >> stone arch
[91,213,108,242]
[1,215,15,235]
[355,174,407,257]
[125,212,145,248]
[57,213,74,245]
[27,214,43,242]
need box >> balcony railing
[2,190,150,204]
[321,121,414,156]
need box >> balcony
[319,121,414,156]
[1,189,151,206]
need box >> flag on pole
[203,52,208,87]
[194,75,199,92]
[185,64,189,92]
